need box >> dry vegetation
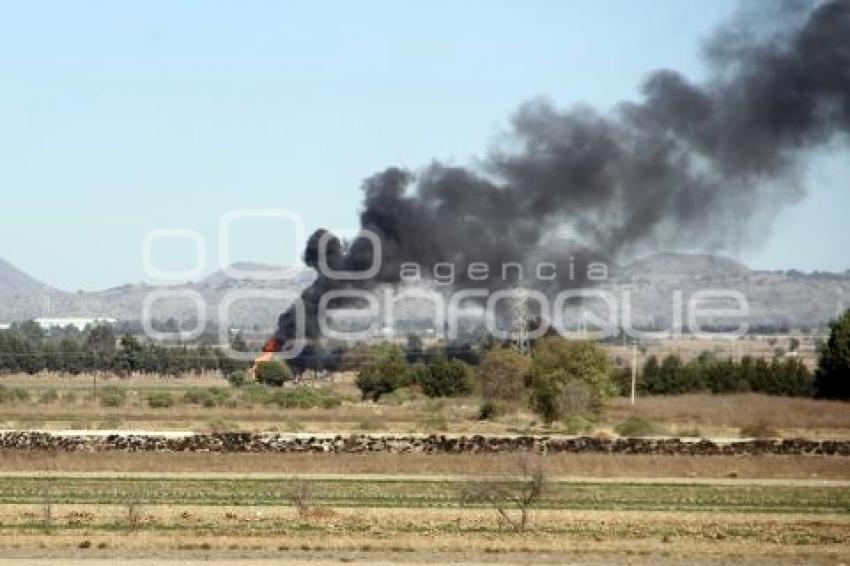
[1,371,848,439]
[0,344,847,563]
[0,451,847,480]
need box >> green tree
[355,345,409,401]
[527,337,614,423]
[419,357,473,398]
[255,360,293,387]
[477,348,530,401]
[814,309,850,399]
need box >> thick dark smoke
[274,0,850,345]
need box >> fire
[251,337,281,376]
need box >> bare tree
[287,480,313,519]
[126,499,143,529]
[40,449,58,527]
[459,452,548,532]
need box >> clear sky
[1,0,847,291]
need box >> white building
[33,317,117,331]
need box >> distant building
[33,317,117,331]
[0,323,10,330]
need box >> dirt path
[0,470,847,487]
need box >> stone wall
[1,432,848,456]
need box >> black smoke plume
[273,0,850,347]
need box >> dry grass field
[2,451,849,479]
[1,373,848,438]
[0,475,845,563]
[0,363,847,563]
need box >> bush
[418,358,473,398]
[267,386,342,409]
[356,345,409,401]
[614,416,665,437]
[38,388,59,404]
[226,370,250,388]
[478,399,509,420]
[98,386,126,408]
[477,348,530,401]
[146,391,175,408]
[182,387,231,408]
[254,361,293,387]
[0,385,30,403]
[527,338,614,423]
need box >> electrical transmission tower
[511,285,530,354]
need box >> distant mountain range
[1,255,848,329]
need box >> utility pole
[630,343,637,406]
[511,285,530,354]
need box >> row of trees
[354,344,474,401]
[0,324,245,376]
[627,353,813,397]
[350,337,616,425]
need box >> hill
[0,254,847,329]
[0,258,52,298]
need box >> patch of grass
[563,415,594,435]
[206,416,238,432]
[0,385,30,403]
[182,387,231,408]
[146,391,175,409]
[676,427,705,438]
[740,420,780,439]
[380,387,424,406]
[356,415,386,431]
[266,386,342,409]
[477,400,509,420]
[98,386,126,408]
[614,416,666,437]
[418,414,448,432]
[38,388,59,404]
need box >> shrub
[477,348,530,401]
[355,345,409,401]
[527,338,614,423]
[146,391,175,408]
[226,370,250,388]
[478,399,509,420]
[418,358,473,398]
[267,386,342,409]
[254,361,293,387]
[0,385,30,403]
[38,388,59,404]
[98,386,126,408]
[182,387,231,408]
[239,383,272,404]
[614,416,665,437]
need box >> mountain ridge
[1,254,848,327]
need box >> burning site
[0,1,849,564]
[266,0,850,356]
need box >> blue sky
[1,0,847,291]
